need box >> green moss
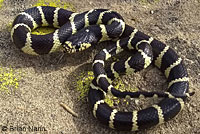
[0,66,24,93]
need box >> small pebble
[150,10,154,14]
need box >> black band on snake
[11,6,194,131]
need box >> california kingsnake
[11,6,193,131]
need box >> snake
[11,6,194,131]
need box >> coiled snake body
[11,6,193,131]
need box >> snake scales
[11,6,194,131]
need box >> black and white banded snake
[11,6,194,131]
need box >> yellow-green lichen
[31,0,76,35]
[7,23,12,32]
[0,66,24,93]
[75,71,94,100]
[75,71,138,107]
[34,0,76,11]
[8,23,55,35]
[104,95,118,107]
[104,77,138,107]
[0,0,4,8]
[31,27,55,35]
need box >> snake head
[63,27,99,53]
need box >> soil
[0,0,199,134]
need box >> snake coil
[11,6,193,131]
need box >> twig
[60,102,78,117]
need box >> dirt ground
[0,0,199,134]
